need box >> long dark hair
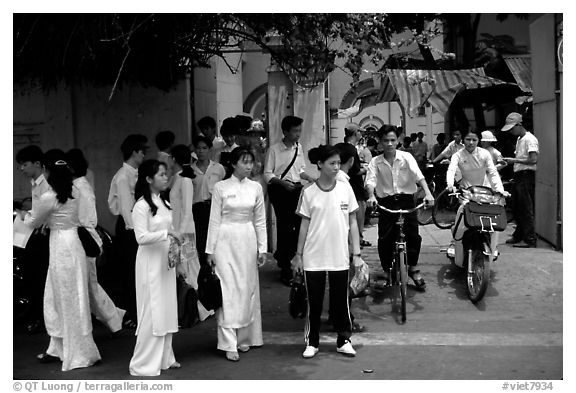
[224,146,255,179]
[134,159,171,216]
[44,149,74,204]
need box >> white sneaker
[302,346,319,358]
[446,243,456,259]
[336,341,356,357]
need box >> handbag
[289,272,307,319]
[463,201,507,232]
[77,226,101,257]
[197,264,222,311]
[176,276,200,328]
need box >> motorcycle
[446,186,508,303]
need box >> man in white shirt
[501,112,539,248]
[16,145,51,334]
[196,116,226,160]
[432,130,464,163]
[366,125,434,291]
[155,130,176,192]
[412,132,429,169]
[108,134,148,328]
[264,115,315,285]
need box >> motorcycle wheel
[467,249,491,303]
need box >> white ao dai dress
[129,195,178,376]
[206,175,267,351]
[24,187,101,371]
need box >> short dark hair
[155,130,175,151]
[436,133,446,142]
[193,135,213,149]
[366,138,378,147]
[235,115,253,134]
[65,148,89,177]
[120,134,148,161]
[171,144,191,167]
[281,115,303,133]
[377,125,400,139]
[417,132,424,138]
[16,145,44,165]
[197,116,216,131]
[220,117,239,137]
[334,142,356,164]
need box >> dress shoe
[37,353,59,363]
[513,241,537,248]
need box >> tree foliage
[14,13,525,93]
[14,13,441,92]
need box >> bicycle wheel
[415,184,433,225]
[398,250,408,323]
[432,188,459,229]
[466,249,491,303]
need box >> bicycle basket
[463,201,507,232]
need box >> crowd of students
[14,110,538,374]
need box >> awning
[503,56,532,93]
[385,68,518,117]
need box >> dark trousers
[115,216,138,316]
[512,170,536,244]
[268,183,302,272]
[193,201,211,266]
[23,228,50,322]
[304,270,352,348]
[376,194,422,272]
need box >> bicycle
[432,185,461,229]
[376,202,426,323]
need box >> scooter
[446,186,507,303]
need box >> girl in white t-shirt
[291,145,363,359]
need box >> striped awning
[504,56,532,93]
[384,68,517,118]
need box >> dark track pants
[304,270,352,348]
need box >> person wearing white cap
[501,112,539,248]
[480,130,506,171]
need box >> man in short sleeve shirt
[366,126,434,291]
[264,115,315,285]
[501,112,539,248]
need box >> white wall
[14,80,191,233]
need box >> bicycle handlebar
[376,202,427,215]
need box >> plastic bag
[350,260,370,296]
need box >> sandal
[408,269,426,291]
[237,345,250,353]
[37,353,59,363]
[226,351,240,362]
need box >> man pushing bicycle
[365,125,435,291]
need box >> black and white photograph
[7,3,568,389]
